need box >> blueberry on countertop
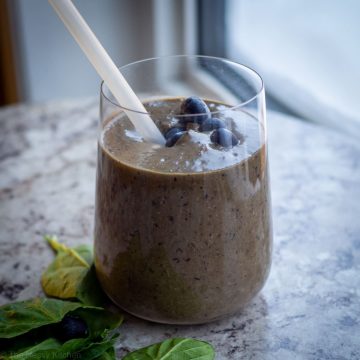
[179,96,211,124]
[166,131,187,147]
[56,315,88,342]
[199,118,226,132]
[210,128,239,148]
[165,126,186,140]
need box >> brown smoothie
[94,98,272,324]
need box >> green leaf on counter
[3,337,118,360]
[41,235,107,306]
[0,298,87,339]
[72,307,123,339]
[0,300,121,359]
[25,337,117,360]
[73,336,117,360]
[95,347,116,360]
[0,237,121,360]
[4,338,61,359]
[122,338,215,360]
[73,244,94,266]
[41,235,90,299]
[46,235,92,266]
[76,265,109,307]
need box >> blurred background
[1,0,360,135]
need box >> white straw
[49,0,165,145]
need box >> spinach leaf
[25,337,117,360]
[122,338,215,360]
[0,318,62,354]
[4,338,61,359]
[76,265,109,307]
[0,298,89,339]
[74,336,117,360]
[41,235,90,300]
[3,337,117,360]
[95,347,116,360]
[73,244,94,266]
[0,237,122,359]
[42,236,107,306]
[72,307,123,339]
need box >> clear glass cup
[94,55,272,324]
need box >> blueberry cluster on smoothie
[165,96,239,148]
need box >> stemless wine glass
[94,55,272,324]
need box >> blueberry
[164,126,185,140]
[179,96,211,124]
[165,131,187,147]
[56,315,88,341]
[210,128,239,148]
[199,118,226,132]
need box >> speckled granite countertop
[0,99,359,359]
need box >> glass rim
[100,54,264,116]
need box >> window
[199,0,360,136]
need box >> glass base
[103,286,259,325]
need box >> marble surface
[0,99,359,359]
